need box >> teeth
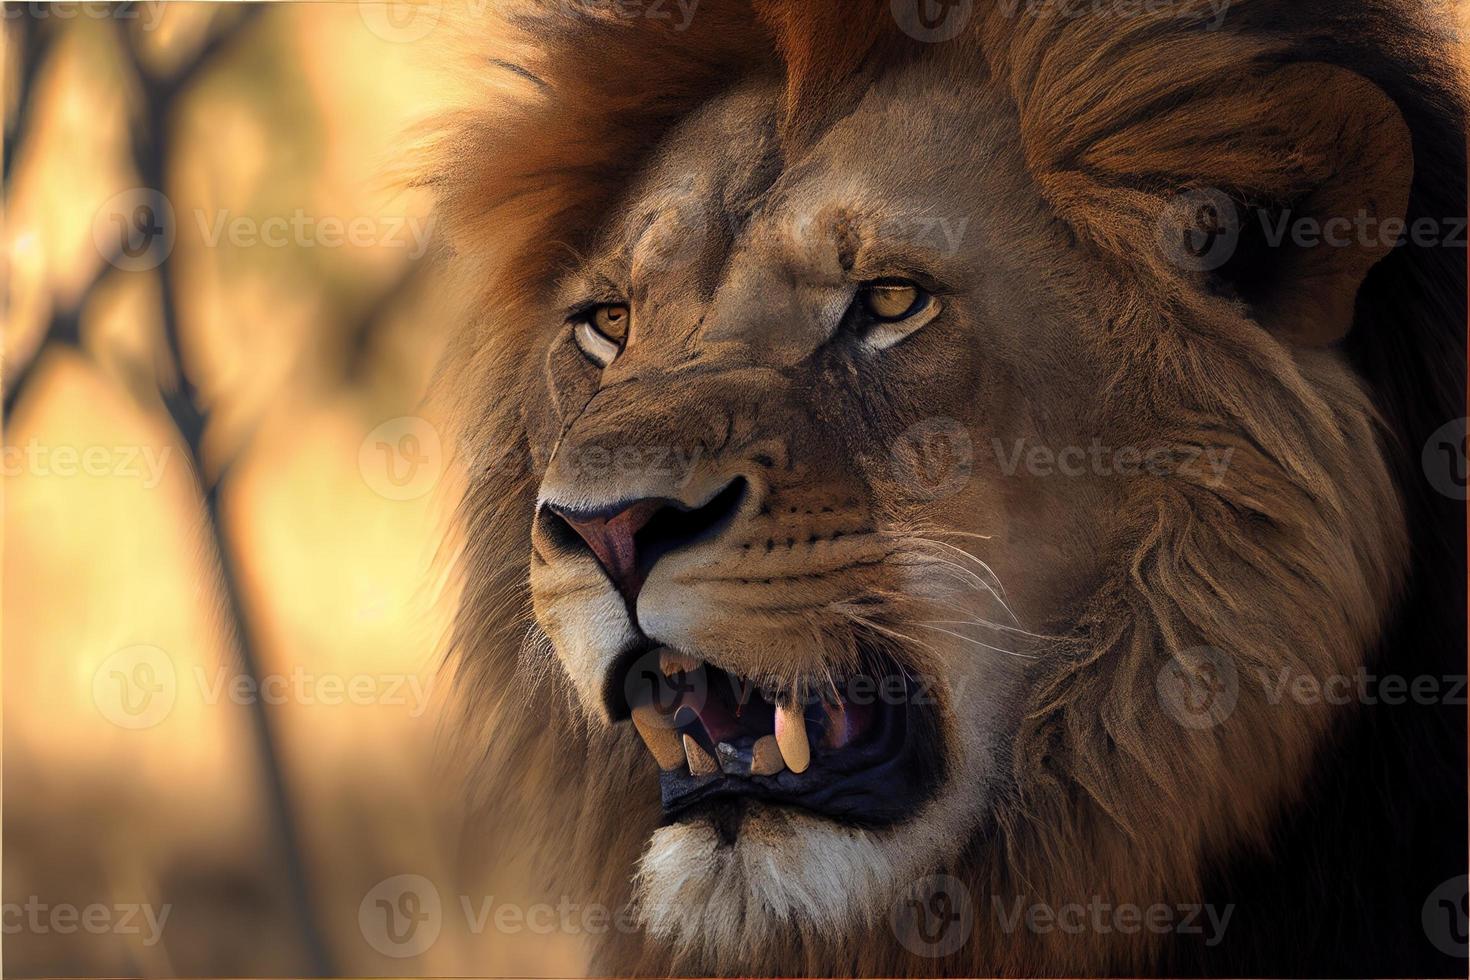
[660,649,701,677]
[822,698,852,750]
[715,741,752,775]
[775,701,810,774]
[683,734,718,776]
[751,735,785,776]
[632,704,685,770]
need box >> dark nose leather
[548,498,666,602]
[542,478,747,604]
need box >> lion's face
[522,71,1119,952]
[438,1,1449,972]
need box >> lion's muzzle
[540,477,749,605]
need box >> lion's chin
[633,802,901,960]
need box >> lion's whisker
[909,622,1040,660]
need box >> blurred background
[2,2,581,975]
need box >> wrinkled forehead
[557,65,1028,357]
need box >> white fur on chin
[633,805,894,960]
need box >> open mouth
[618,648,945,829]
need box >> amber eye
[861,281,925,321]
[853,279,940,351]
[573,303,630,367]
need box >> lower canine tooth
[775,702,811,774]
[683,734,718,776]
[632,705,685,770]
[751,735,785,776]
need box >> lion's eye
[854,279,940,350]
[862,281,924,320]
[573,303,630,367]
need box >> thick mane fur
[428,1,1467,975]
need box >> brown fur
[426,1,1466,975]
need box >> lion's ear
[1224,64,1415,346]
[1028,51,1415,348]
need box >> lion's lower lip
[624,649,945,827]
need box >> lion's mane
[426,1,1467,974]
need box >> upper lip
[621,648,945,826]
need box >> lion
[423,0,1468,975]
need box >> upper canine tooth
[632,704,685,770]
[683,734,718,776]
[660,649,700,677]
[751,735,785,776]
[775,702,810,774]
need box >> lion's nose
[541,477,748,604]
